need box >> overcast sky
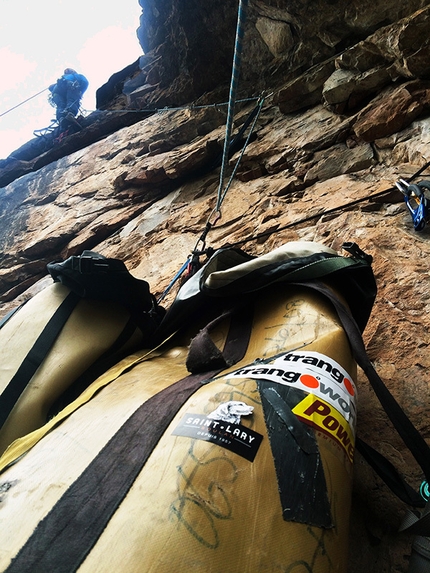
[0,0,144,159]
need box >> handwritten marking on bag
[262,298,309,356]
[284,525,333,572]
[170,441,238,548]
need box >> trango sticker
[225,351,357,431]
[292,394,355,463]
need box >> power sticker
[292,394,355,463]
[226,351,356,432]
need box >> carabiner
[395,179,429,232]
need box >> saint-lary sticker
[172,401,263,461]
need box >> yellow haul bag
[0,287,355,573]
[0,250,164,455]
[0,242,378,573]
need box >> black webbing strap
[0,303,26,330]
[295,281,430,484]
[47,317,142,419]
[0,291,80,430]
[5,306,253,573]
[356,437,425,507]
[400,502,430,536]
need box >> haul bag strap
[0,303,26,330]
[296,281,430,484]
[0,349,162,474]
[46,317,143,419]
[4,307,253,573]
[399,502,430,536]
[4,372,217,573]
[0,291,80,431]
[356,437,425,507]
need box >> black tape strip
[259,381,333,528]
[261,387,318,455]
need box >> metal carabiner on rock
[395,179,430,232]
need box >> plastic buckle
[78,256,109,274]
[342,242,373,265]
[77,256,94,274]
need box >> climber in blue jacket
[49,68,89,123]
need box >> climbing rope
[158,0,252,301]
[0,87,49,118]
[190,0,251,253]
[226,162,430,250]
[84,96,260,117]
[157,259,190,303]
[226,188,397,249]
[217,95,265,208]
[191,96,265,257]
[216,0,250,216]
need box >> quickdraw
[395,178,430,232]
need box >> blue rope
[216,0,249,212]
[157,258,190,303]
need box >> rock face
[1,1,430,571]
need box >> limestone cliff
[1,1,430,571]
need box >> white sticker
[226,351,357,432]
[207,401,254,424]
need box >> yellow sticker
[292,394,355,463]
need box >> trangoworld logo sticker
[225,351,357,432]
[172,401,263,461]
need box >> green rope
[217,96,265,208]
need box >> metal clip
[395,179,429,232]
